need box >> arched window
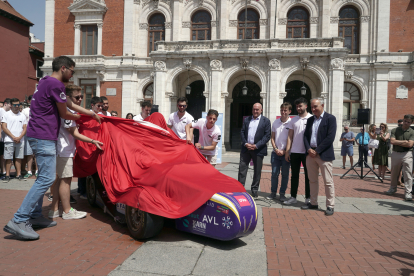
[287,7,309,38]
[148,13,165,56]
[144,83,153,104]
[237,8,260,39]
[191,10,211,40]
[343,82,361,122]
[339,6,359,54]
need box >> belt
[311,147,317,150]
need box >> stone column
[123,0,134,55]
[360,16,370,55]
[376,0,390,52]
[97,23,103,55]
[44,0,55,58]
[210,59,222,111]
[224,97,233,151]
[268,59,281,122]
[310,17,318,38]
[172,0,181,40]
[321,0,330,38]
[219,0,227,39]
[74,24,81,55]
[373,67,389,124]
[329,58,345,149]
[153,61,168,119]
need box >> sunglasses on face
[178,105,187,108]
[95,105,103,108]
[12,104,20,107]
[73,95,83,100]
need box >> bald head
[252,102,263,119]
[310,98,324,118]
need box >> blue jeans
[14,138,57,223]
[271,151,291,194]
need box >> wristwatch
[201,146,204,150]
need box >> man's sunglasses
[65,66,75,75]
[12,104,20,107]
[73,95,83,100]
[95,105,103,108]
[178,105,187,108]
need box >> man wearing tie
[302,98,337,216]
[238,103,271,198]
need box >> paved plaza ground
[0,153,413,276]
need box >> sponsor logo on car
[192,220,206,233]
[116,203,126,215]
[222,216,233,229]
[216,205,229,214]
[234,195,250,207]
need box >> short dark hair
[100,96,108,102]
[140,101,152,108]
[126,113,134,119]
[4,98,11,105]
[177,97,188,105]
[280,102,292,111]
[207,109,219,118]
[10,98,19,104]
[52,56,76,72]
[65,84,82,97]
[91,96,102,105]
[111,110,118,115]
[28,95,33,101]
[294,97,308,106]
[403,114,414,122]
[398,119,404,123]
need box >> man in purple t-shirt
[4,56,100,240]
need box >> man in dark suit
[238,103,271,198]
[302,98,337,216]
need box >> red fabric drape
[73,113,246,218]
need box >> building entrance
[186,80,205,143]
[230,80,261,149]
[284,80,311,115]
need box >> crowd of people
[2,55,413,241]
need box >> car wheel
[86,175,97,207]
[125,205,164,240]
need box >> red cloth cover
[73,113,246,218]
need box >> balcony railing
[155,37,344,52]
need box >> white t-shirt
[271,117,291,151]
[288,113,312,154]
[57,108,77,157]
[0,108,6,142]
[1,111,27,143]
[22,107,30,122]
[192,118,221,156]
[133,113,144,122]
[102,111,111,116]
[168,111,194,140]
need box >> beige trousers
[390,151,413,193]
[306,155,335,208]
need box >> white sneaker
[62,208,87,220]
[405,193,412,201]
[48,210,60,219]
[283,197,297,205]
[305,198,311,205]
[385,187,397,195]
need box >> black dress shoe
[325,207,334,216]
[301,203,318,210]
[251,191,258,198]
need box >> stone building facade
[42,0,414,151]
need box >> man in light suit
[302,98,337,216]
[238,103,271,198]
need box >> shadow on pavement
[375,200,414,214]
[375,250,414,275]
[354,188,406,199]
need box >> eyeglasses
[12,104,20,107]
[178,105,187,108]
[95,105,103,108]
[65,66,75,75]
[73,95,83,100]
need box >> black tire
[86,173,103,207]
[125,205,164,240]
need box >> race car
[86,173,257,241]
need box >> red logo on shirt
[234,196,250,207]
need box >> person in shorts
[185,109,221,167]
[49,84,103,219]
[0,98,12,178]
[22,95,38,179]
[339,126,355,169]
[2,98,27,182]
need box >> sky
[8,0,45,41]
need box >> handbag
[368,139,379,149]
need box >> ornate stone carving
[139,23,148,30]
[210,60,222,70]
[300,57,309,70]
[360,16,370,23]
[183,58,192,70]
[229,20,238,27]
[279,91,287,99]
[320,91,328,99]
[260,92,267,99]
[278,18,287,25]
[396,85,408,99]
[96,70,105,80]
[154,61,166,71]
[360,99,368,108]
[259,19,268,26]
[268,59,281,70]
[97,23,103,28]
[182,21,191,28]
[240,58,249,70]
[330,17,339,24]
[165,22,172,29]
[344,56,360,63]
[211,21,217,27]
[82,70,88,77]
[136,98,144,103]
[150,71,155,79]
[310,17,318,24]
[74,24,81,30]
[165,91,174,98]
[221,91,229,98]
[331,58,344,70]
[345,71,353,79]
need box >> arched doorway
[284,80,311,115]
[186,80,206,143]
[230,80,261,149]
